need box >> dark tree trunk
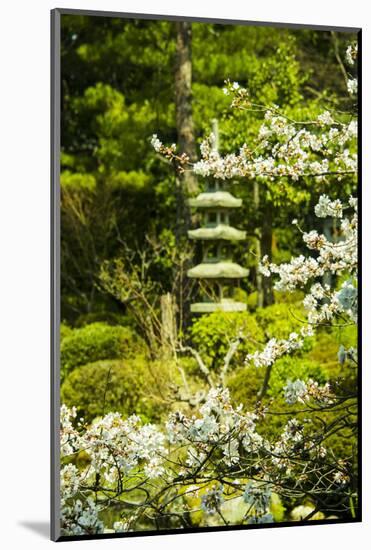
[175,21,197,198]
[174,21,198,334]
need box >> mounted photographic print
[51,8,361,541]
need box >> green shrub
[227,365,265,407]
[246,290,258,310]
[255,302,306,340]
[273,290,305,305]
[61,322,145,380]
[227,355,328,411]
[190,311,264,370]
[267,356,328,398]
[308,327,357,374]
[61,356,169,423]
[60,322,73,342]
[74,312,132,328]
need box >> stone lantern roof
[188,225,246,241]
[188,191,242,209]
[190,300,247,313]
[187,261,249,279]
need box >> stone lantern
[187,178,248,313]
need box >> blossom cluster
[60,389,276,533]
[243,481,272,515]
[150,134,163,152]
[166,387,267,468]
[283,379,308,405]
[314,195,343,218]
[60,377,353,533]
[60,404,80,456]
[151,134,177,155]
[338,345,357,366]
[61,497,104,536]
[191,107,356,182]
[270,418,327,475]
[191,45,357,183]
[60,464,81,499]
[345,43,357,66]
[284,379,334,406]
[60,407,168,534]
[200,484,224,514]
[345,41,358,96]
[152,97,356,183]
[150,134,189,172]
[245,332,306,368]
[62,409,166,484]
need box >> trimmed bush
[227,364,265,407]
[60,322,144,380]
[190,311,264,370]
[255,302,307,340]
[61,356,168,423]
[60,322,73,341]
[74,312,131,328]
[267,356,328,398]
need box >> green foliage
[60,322,73,341]
[74,312,132,328]
[190,311,264,370]
[108,170,151,191]
[270,493,286,522]
[227,365,265,406]
[60,322,145,380]
[267,356,328,399]
[192,25,304,109]
[61,171,96,192]
[255,302,306,340]
[308,327,357,370]
[61,356,168,423]
[227,355,328,409]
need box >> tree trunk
[175,21,197,198]
[174,21,197,333]
[161,293,177,358]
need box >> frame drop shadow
[19,521,49,539]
